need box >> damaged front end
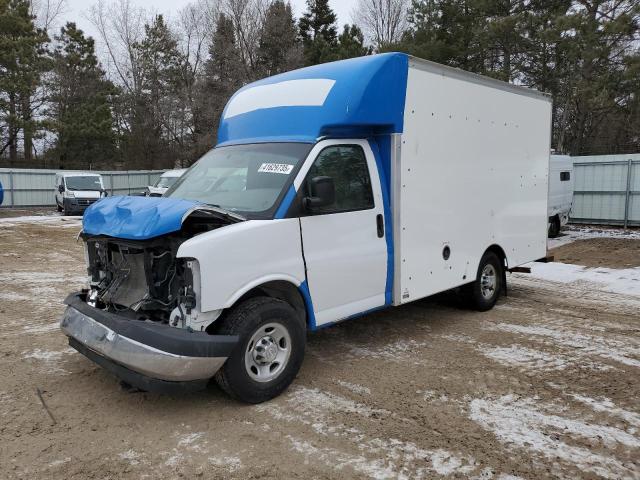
[60,196,244,393]
[84,211,220,328]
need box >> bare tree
[222,0,269,80]
[31,0,67,33]
[87,0,147,95]
[353,0,409,51]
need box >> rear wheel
[463,251,503,311]
[214,297,305,403]
[548,216,561,238]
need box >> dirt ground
[0,218,639,480]
[551,237,640,268]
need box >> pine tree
[194,13,244,155]
[130,14,183,168]
[336,25,371,60]
[0,0,49,164]
[257,1,302,77]
[299,0,339,65]
[555,1,640,154]
[48,22,115,169]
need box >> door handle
[376,214,384,238]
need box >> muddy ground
[0,217,639,480]
[550,237,640,268]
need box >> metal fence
[0,168,164,207]
[2,157,639,226]
[570,154,640,227]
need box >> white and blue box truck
[60,53,552,403]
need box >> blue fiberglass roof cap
[217,53,410,146]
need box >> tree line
[0,0,638,170]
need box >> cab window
[303,145,374,214]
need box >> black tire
[548,216,561,238]
[56,201,63,212]
[463,251,503,311]
[214,296,305,404]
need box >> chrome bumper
[60,293,238,391]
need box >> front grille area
[77,198,98,206]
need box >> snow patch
[48,457,71,468]
[524,262,640,297]
[569,394,640,429]
[288,386,387,418]
[0,291,30,301]
[481,345,570,371]
[488,323,640,369]
[479,344,613,373]
[336,380,371,395]
[470,395,640,479]
[22,322,60,334]
[118,449,140,465]
[259,387,480,478]
[349,339,428,362]
[23,348,74,374]
[548,225,640,249]
[0,215,82,227]
[287,435,477,479]
[208,453,242,472]
[176,432,205,448]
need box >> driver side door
[296,140,388,327]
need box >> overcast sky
[61,0,357,43]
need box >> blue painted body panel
[298,280,317,330]
[83,196,200,240]
[217,53,409,146]
[368,138,395,306]
[274,184,297,219]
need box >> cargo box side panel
[396,60,551,304]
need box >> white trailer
[548,154,574,237]
[60,53,552,402]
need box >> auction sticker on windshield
[258,163,294,174]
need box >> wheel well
[485,244,508,269]
[212,281,308,332]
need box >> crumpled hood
[83,196,203,240]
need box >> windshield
[65,176,102,191]
[165,143,312,215]
[154,175,180,189]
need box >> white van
[55,172,106,215]
[548,155,574,237]
[60,53,551,402]
[147,169,187,197]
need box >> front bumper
[60,293,238,393]
[64,197,98,213]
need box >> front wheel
[214,297,306,403]
[463,252,503,311]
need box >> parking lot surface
[1,213,639,479]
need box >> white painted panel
[223,79,336,119]
[298,139,388,326]
[395,60,551,303]
[548,155,573,219]
[177,219,305,312]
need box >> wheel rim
[244,322,291,383]
[480,264,497,300]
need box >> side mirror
[304,176,335,210]
[101,189,108,197]
[58,185,65,193]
